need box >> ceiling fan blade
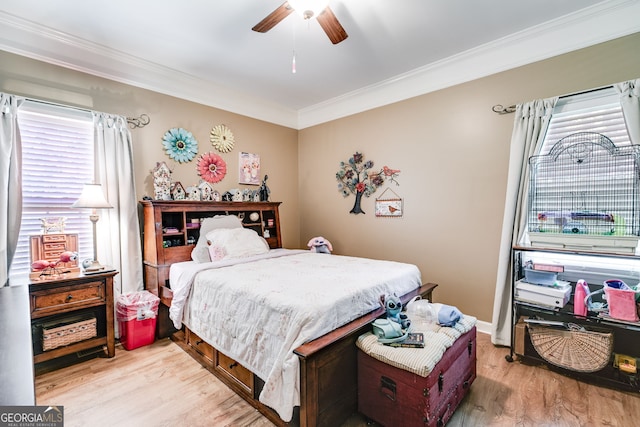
[316,6,348,44]
[252,2,294,33]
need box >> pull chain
[292,22,297,74]
[292,50,297,74]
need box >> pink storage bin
[604,280,639,322]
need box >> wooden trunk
[357,327,476,427]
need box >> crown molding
[0,11,299,128]
[297,0,640,128]
[1,1,639,130]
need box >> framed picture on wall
[239,152,260,185]
[375,188,403,217]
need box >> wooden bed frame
[167,283,436,427]
[140,200,436,426]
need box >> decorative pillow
[205,227,270,259]
[191,215,243,263]
[207,245,226,262]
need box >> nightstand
[25,269,118,366]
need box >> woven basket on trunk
[527,324,613,373]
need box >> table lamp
[72,183,112,272]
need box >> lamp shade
[71,183,112,209]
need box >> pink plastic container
[573,280,589,316]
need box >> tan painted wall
[0,51,300,248]
[298,33,640,323]
[2,32,640,324]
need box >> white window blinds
[9,101,95,281]
[539,88,631,153]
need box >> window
[539,88,631,154]
[525,87,640,256]
[9,101,94,281]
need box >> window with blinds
[526,87,640,254]
[539,88,631,154]
[9,101,95,281]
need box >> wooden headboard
[139,200,282,337]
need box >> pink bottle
[573,279,589,316]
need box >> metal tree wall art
[336,152,400,214]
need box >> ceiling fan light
[288,0,329,20]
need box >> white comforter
[169,249,421,422]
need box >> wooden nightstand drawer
[187,329,214,363]
[217,351,253,392]
[30,281,105,318]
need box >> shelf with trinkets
[508,245,640,392]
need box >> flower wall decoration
[210,124,235,153]
[197,152,227,183]
[162,127,198,163]
[336,152,400,214]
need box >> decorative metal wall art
[210,124,235,153]
[162,127,198,163]
[336,152,400,215]
[197,152,227,184]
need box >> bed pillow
[205,227,270,260]
[191,215,243,263]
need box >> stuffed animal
[307,236,333,254]
[372,293,412,343]
[380,293,411,330]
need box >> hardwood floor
[35,332,640,427]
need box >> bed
[144,207,435,426]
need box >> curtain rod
[491,84,615,115]
[21,96,150,128]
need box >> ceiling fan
[252,1,348,45]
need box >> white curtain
[0,93,23,287]
[491,97,557,346]
[93,112,143,298]
[615,79,640,145]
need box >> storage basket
[603,279,640,322]
[527,323,613,373]
[42,315,97,351]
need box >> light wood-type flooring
[35,332,640,427]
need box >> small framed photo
[239,152,260,185]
